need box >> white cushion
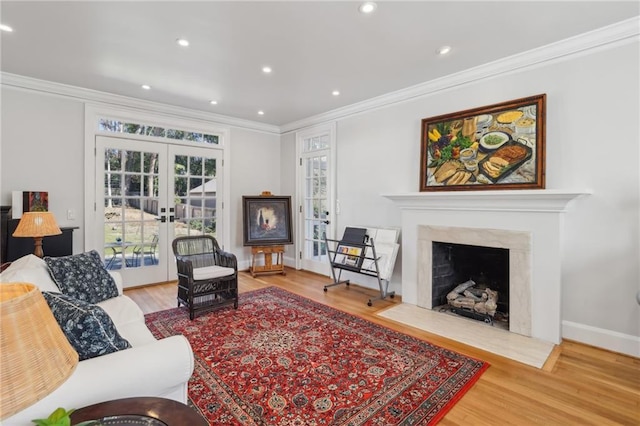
[97,295,144,328]
[192,265,235,280]
[108,271,124,295]
[0,254,60,292]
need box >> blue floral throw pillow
[42,292,131,361]
[45,250,118,304]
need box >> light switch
[67,209,76,220]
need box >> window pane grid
[99,119,220,145]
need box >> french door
[297,124,336,275]
[95,136,222,286]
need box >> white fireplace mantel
[382,188,590,345]
[382,189,590,212]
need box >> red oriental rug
[145,287,488,425]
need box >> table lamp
[0,283,79,420]
[12,212,62,258]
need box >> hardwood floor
[125,268,640,425]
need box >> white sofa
[0,255,194,425]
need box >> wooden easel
[250,245,286,277]
[248,191,287,277]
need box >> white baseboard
[562,320,640,358]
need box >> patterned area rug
[145,287,488,425]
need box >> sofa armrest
[2,335,194,425]
[108,270,124,295]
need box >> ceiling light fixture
[209,100,218,105]
[258,111,265,115]
[262,66,272,74]
[359,2,377,14]
[0,24,13,32]
[141,84,151,90]
[332,90,340,96]
[176,38,189,47]
[437,46,452,55]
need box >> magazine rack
[323,233,395,306]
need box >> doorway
[296,123,336,275]
[95,135,223,286]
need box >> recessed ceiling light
[209,100,218,105]
[359,2,377,14]
[262,66,272,74]
[141,84,151,90]
[176,38,189,47]
[258,110,265,115]
[332,90,340,96]
[437,46,452,55]
[0,24,13,32]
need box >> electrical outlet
[67,209,76,220]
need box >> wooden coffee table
[70,397,207,425]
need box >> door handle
[156,215,166,223]
[322,220,330,225]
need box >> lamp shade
[0,283,79,420]
[12,212,62,238]
[12,212,62,258]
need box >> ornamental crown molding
[281,16,639,134]
[1,17,637,136]
[382,190,591,213]
[0,72,281,135]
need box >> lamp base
[33,237,44,258]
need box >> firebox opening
[432,242,509,329]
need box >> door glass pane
[302,150,330,263]
[174,154,217,238]
[104,148,160,270]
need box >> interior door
[95,136,222,286]
[298,128,334,275]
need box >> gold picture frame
[420,94,546,191]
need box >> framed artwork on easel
[242,195,293,246]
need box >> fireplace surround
[383,190,588,345]
[420,225,529,335]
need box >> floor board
[125,268,640,425]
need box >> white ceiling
[1,1,638,126]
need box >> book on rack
[341,227,368,244]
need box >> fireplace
[419,225,531,336]
[431,242,510,329]
[383,190,588,346]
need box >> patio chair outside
[133,234,159,266]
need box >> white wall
[287,39,639,353]
[1,89,85,253]
[279,132,297,265]
[0,88,281,269]
[229,127,281,267]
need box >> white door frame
[84,105,231,285]
[295,122,337,274]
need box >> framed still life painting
[419,94,546,191]
[242,195,293,246]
